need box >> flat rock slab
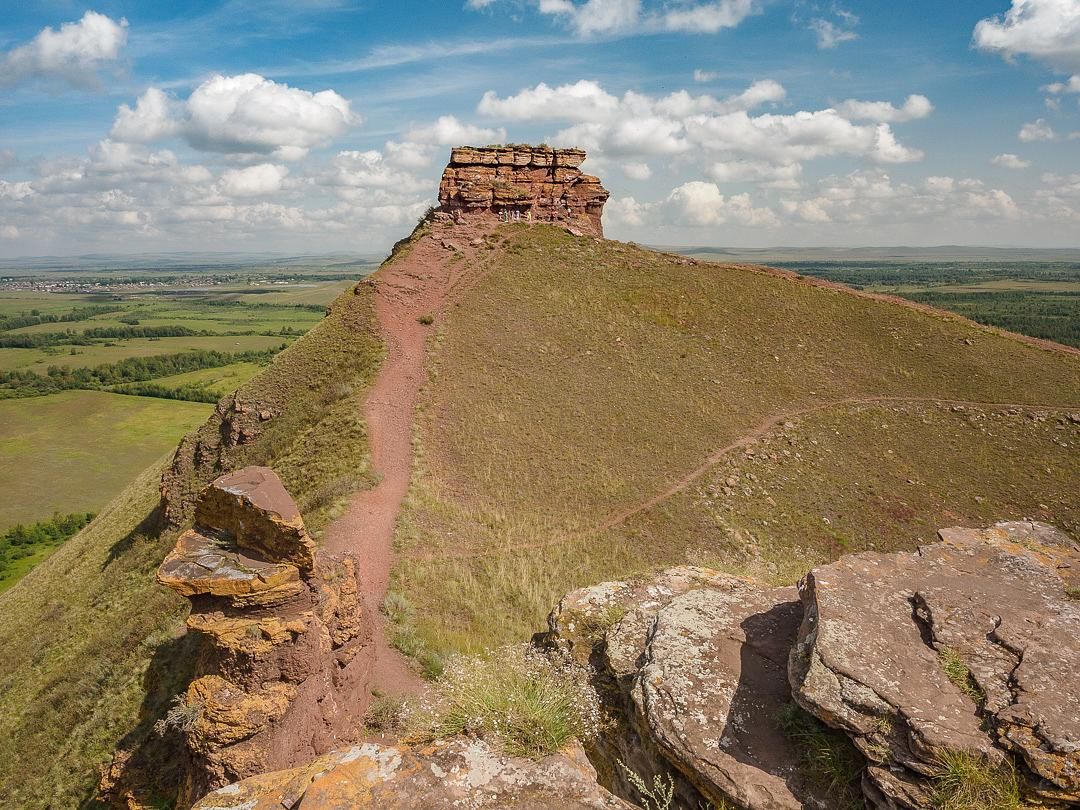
[790,520,1080,803]
[157,529,300,597]
[635,580,821,810]
[197,466,315,569]
[192,737,634,809]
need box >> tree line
[0,512,95,580]
[0,347,280,398]
[0,305,124,333]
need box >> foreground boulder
[540,566,836,809]
[192,737,634,809]
[155,467,372,806]
[437,145,610,237]
[790,520,1080,807]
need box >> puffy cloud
[478,80,621,122]
[659,1,758,34]
[219,164,290,197]
[0,11,128,89]
[974,0,1080,71]
[111,74,357,160]
[604,195,649,226]
[708,159,802,187]
[538,0,642,36]
[835,94,933,123]
[666,181,779,226]
[780,169,1021,225]
[1018,118,1056,141]
[1042,74,1080,93]
[991,153,1031,169]
[622,161,652,179]
[809,14,858,49]
[404,115,506,145]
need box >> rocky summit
[436,145,610,236]
[186,520,1079,809]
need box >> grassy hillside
[391,225,1080,659]
[0,283,383,808]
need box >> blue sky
[0,0,1078,256]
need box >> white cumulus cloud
[666,181,779,226]
[991,153,1031,168]
[1018,118,1056,141]
[219,164,290,197]
[404,115,506,145]
[0,11,128,89]
[111,74,357,160]
[835,94,933,123]
[974,0,1080,71]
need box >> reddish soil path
[321,224,476,696]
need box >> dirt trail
[407,395,1075,562]
[321,224,477,696]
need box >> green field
[0,390,211,532]
[0,334,291,373]
[136,361,265,397]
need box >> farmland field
[0,390,210,530]
[0,258,374,582]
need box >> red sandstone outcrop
[436,145,610,237]
[156,467,372,806]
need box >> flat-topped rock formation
[436,145,610,237]
[153,467,372,806]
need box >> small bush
[411,645,602,759]
[418,313,435,326]
[938,647,985,703]
[364,692,411,736]
[152,694,203,737]
[1065,585,1080,601]
[930,749,1022,810]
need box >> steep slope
[0,287,382,808]
[390,224,1080,660]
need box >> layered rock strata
[436,145,610,237]
[157,467,372,806]
[192,738,634,809]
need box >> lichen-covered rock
[151,467,373,806]
[192,737,634,809]
[541,567,832,809]
[437,145,609,237]
[789,520,1080,806]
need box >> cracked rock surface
[790,520,1080,806]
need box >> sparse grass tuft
[418,312,435,326]
[777,702,864,808]
[363,691,411,736]
[939,647,986,703]
[1065,585,1080,600]
[929,749,1022,810]
[411,645,602,759]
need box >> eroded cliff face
[436,145,610,237]
[155,467,372,806]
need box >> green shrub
[412,645,602,758]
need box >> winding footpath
[321,225,478,696]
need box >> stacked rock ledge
[155,466,372,807]
[436,144,610,237]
